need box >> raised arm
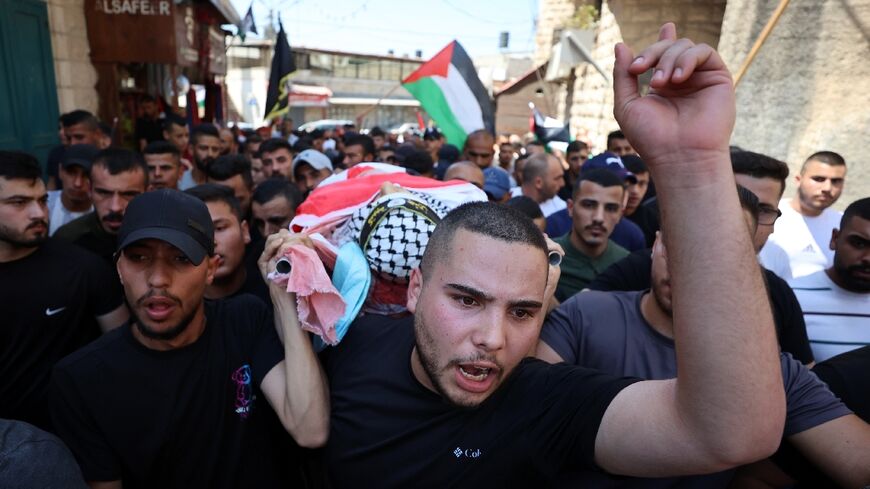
[257,231,330,448]
[594,24,785,475]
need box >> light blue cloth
[314,241,371,351]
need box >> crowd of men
[1,24,868,488]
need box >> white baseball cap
[292,149,333,173]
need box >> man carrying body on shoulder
[537,186,870,488]
[764,151,847,278]
[143,141,183,191]
[47,144,98,235]
[55,148,148,265]
[178,124,222,190]
[252,179,303,238]
[554,169,628,302]
[790,197,870,362]
[50,189,329,488]
[186,184,270,306]
[0,152,127,431]
[319,24,786,487]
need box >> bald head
[444,161,484,189]
[463,130,495,169]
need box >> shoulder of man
[54,326,129,378]
[53,212,97,242]
[780,352,852,437]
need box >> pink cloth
[270,244,345,345]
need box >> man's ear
[407,268,423,313]
[241,220,251,245]
[830,228,839,251]
[567,198,574,220]
[205,252,220,284]
[116,257,125,286]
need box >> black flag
[264,21,297,121]
[240,3,257,41]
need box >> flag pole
[354,82,402,126]
[733,0,791,88]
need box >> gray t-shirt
[0,419,87,488]
[540,290,852,488]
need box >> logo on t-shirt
[452,447,482,458]
[231,364,254,419]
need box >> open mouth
[459,365,491,382]
[454,362,500,393]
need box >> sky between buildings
[228,0,539,59]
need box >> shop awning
[290,84,333,107]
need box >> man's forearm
[655,152,784,458]
[271,288,330,447]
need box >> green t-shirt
[553,234,629,302]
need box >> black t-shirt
[587,251,814,364]
[0,239,122,431]
[321,313,637,488]
[625,204,660,248]
[54,212,117,266]
[240,236,272,307]
[50,295,304,488]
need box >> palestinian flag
[402,41,494,150]
[530,102,570,145]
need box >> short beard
[835,264,870,293]
[132,304,199,341]
[0,223,47,248]
[195,156,215,172]
[413,312,499,409]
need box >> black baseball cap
[62,144,99,170]
[117,189,215,265]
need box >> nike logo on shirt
[45,307,66,316]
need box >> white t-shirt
[789,270,870,362]
[47,190,92,236]
[761,198,842,278]
[509,187,566,218]
[757,241,793,280]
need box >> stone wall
[46,0,98,113]
[533,0,577,65]
[535,0,727,152]
[718,0,870,208]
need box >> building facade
[226,42,424,130]
[534,0,867,206]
